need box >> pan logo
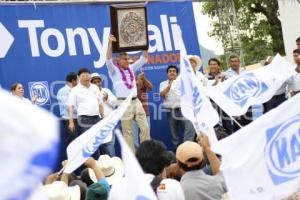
[28,81,51,105]
[265,114,300,185]
[224,73,268,107]
[82,122,116,158]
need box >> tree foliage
[202,0,284,66]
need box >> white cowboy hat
[188,55,202,70]
[43,181,80,200]
[88,154,124,186]
[91,72,103,80]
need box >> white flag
[175,26,219,144]
[115,130,158,200]
[205,55,295,116]
[64,92,133,173]
[0,89,59,200]
[212,93,300,200]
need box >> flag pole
[204,90,244,129]
[214,101,244,128]
[57,166,66,175]
[229,115,243,128]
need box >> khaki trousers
[119,99,150,152]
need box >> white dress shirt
[288,71,300,92]
[195,71,208,87]
[69,83,102,116]
[106,56,147,98]
[225,67,245,79]
[159,78,181,109]
[275,82,288,95]
[100,87,117,116]
[206,72,226,87]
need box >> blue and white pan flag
[64,92,133,173]
[205,55,295,116]
[115,130,158,200]
[174,25,219,144]
[0,89,59,200]
[212,93,300,200]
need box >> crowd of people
[9,36,300,200]
[43,135,226,200]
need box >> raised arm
[160,80,172,98]
[85,157,105,180]
[60,160,69,185]
[106,35,116,60]
[143,76,153,91]
[139,72,153,91]
[106,35,117,75]
[131,50,148,72]
[198,133,221,175]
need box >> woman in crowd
[11,82,37,104]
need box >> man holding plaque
[106,35,150,152]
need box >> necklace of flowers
[116,64,134,89]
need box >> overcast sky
[193,2,224,56]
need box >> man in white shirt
[91,72,117,156]
[288,49,300,96]
[225,55,245,79]
[160,65,196,150]
[263,82,288,113]
[188,55,208,87]
[225,55,252,133]
[106,35,150,152]
[262,55,289,113]
[68,68,104,159]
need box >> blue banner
[0,2,200,149]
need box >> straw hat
[43,181,80,200]
[188,55,202,70]
[88,154,124,186]
[91,73,103,81]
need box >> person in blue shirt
[85,157,110,200]
[57,72,79,145]
[225,55,245,79]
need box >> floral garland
[116,64,134,89]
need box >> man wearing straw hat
[188,54,208,87]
